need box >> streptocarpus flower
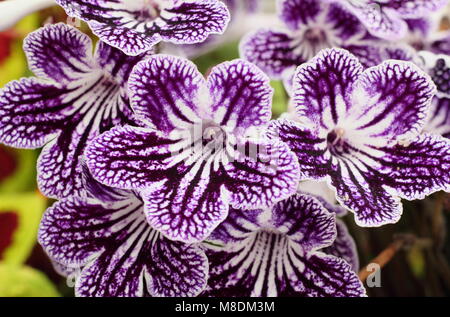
[86,55,300,243]
[240,0,412,84]
[202,193,366,297]
[331,0,448,40]
[55,0,231,56]
[268,48,450,227]
[0,23,151,199]
[38,168,208,297]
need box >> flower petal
[330,157,403,227]
[379,133,450,200]
[223,139,300,209]
[142,171,229,243]
[85,125,180,190]
[208,59,273,131]
[56,0,230,55]
[0,78,67,149]
[279,0,321,31]
[348,60,436,144]
[23,23,94,83]
[39,195,208,297]
[345,3,408,40]
[323,219,359,272]
[293,48,363,132]
[240,28,300,79]
[271,194,336,252]
[128,55,206,133]
[267,119,330,180]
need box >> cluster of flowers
[0,0,449,297]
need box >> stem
[358,235,413,282]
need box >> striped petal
[128,55,206,134]
[208,59,273,131]
[203,194,365,297]
[292,48,363,132]
[56,0,230,56]
[39,193,208,297]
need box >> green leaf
[0,264,60,297]
[0,192,47,265]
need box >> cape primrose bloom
[268,48,450,227]
[331,0,448,40]
[38,170,208,297]
[240,0,407,82]
[55,0,231,56]
[0,23,151,199]
[202,193,366,297]
[86,55,300,243]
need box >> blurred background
[0,0,449,297]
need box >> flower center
[201,122,227,151]
[326,128,350,156]
[292,26,334,60]
[304,28,327,44]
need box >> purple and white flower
[240,0,414,85]
[332,0,448,40]
[0,23,151,199]
[86,55,300,243]
[268,48,450,227]
[55,0,231,56]
[202,193,366,296]
[38,168,209,297]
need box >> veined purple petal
[293,48,363,132]
[56,0,230,56]
[379,133,450,200]
[267,119,330,180]
[128,55,206,134]
[202,194,365,297]
[342,1,408,40]
[323,219,359,272]
[142,172,229,243]
[208,59,273,131]
[24,23,94,83]
[279,0,321,31]
[223,139,300,209]
[339,0,447,40]
[330,158,403,227]
[271,194,336,252]
[85,125,181,190]
[348,60,436,144]
[39,194,208,297]
[240,28,300,79]
[0,78,67,149]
